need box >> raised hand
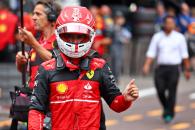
[18,27,36,46]
[122,79,139,102]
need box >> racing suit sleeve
[28,65,50,130]
[100,63,132,113]
[28,110,44,130]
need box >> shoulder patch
[90,58,106,70]
[41,58,56,70]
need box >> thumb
[129,79,135,85]
[123,79,135,95]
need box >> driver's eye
[59,34,72,42]
[59,33,90,43]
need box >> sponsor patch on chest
[56,83,68,94]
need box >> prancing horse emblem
[86,70,94,79]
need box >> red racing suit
[28,34,56,89]
[0,9,18,51]
[28,49,132,130]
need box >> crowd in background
[155,1,195,71]
[1,0,195,80]
[89,5,132,82]
[0,0,35,62]
[0,0,132,83]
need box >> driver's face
[59,33,90,43]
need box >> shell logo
[0,24,7,33]
[56,84,68,94]
[0,14,7,20]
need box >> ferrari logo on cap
[56,84,68,94]
[86,70,94,79]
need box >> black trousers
[154,65,180,118]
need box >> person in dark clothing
[28,6,139,130]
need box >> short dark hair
[35,0,61,22]
[163,15,175,23]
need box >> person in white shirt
[143,15,191,123]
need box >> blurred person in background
[155,2,167,32]
[99,5,113,57]
[89,5,105,56]
[167,7,177,17]
[100,5,114,36]
[23,0,35,14]
[185,7,195,72]
[89,5,112,57]
[143,15,191,123]
[0,0,18,62]
[177,2,191,34]
[164,7,181,32]
[9,0,18,13]
[110,10,131,83]
[9,0,35,14]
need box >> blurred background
[0,0,195,130]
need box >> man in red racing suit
[16,0,61,89]
[28,6,139,130]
